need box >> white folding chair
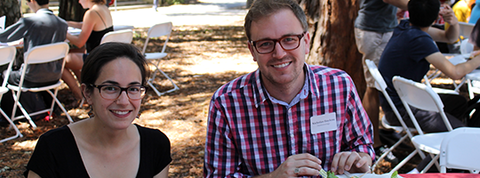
[392,76,454,173]
[439,127,480,173]
[142,21,179,96]
[365,60,423,172]
[100,29,133,44]
[0,16,5,32]
[0,46,23,142]
[113,25,134,31]
[8,42,73,129]
[459,22,475,39]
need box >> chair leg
[148,60,179,96]
[45,89,73,123]
[0,109,23,143]
[420,153,440,173]
[10,90,37,129]
[373,134,408,170]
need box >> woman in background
[63,0,114,107]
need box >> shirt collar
[36,8,53,15]
[253,63,320,108]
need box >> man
[0,0,68,122]
[204,0,374,177]
[353,0,408,159]
[0,0,68,87]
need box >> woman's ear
[81,84,93,105]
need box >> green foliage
[165,0,184,5]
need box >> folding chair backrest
[459,22,475,39]
[24,42,69,65]
[0,46,16,87]
[142,22,172,54]
[440,127,480,173]
[365,60,414,137]
[392,76,453,134]
[101,29,133,44]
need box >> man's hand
[330,151,372,175]
[440,4,458,26]
[256,153,323,178]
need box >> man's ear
[304,31,311,54]
[247,41,257,62]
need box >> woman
[25,43,172,178]
[63,0,114,106]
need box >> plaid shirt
[204,64,374,178]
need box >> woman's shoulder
[36,125,76,149]
[135,124,170,142]
[39,125,72,139]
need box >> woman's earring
[88,106,95,118]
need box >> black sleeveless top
[86,26,113,53]
[85,10,113,53]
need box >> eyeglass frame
[249,31,307,54]
[89,84,147,100]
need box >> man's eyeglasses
[250,32,306,54]
[89,84,147,100]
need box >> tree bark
[299,0,366,97]
[0,0,21,27]
[58,0,86,22]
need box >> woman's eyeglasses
[89,84,147,100]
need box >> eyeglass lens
[253,32,304,54]
[97,85,146,100]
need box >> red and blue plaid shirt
[204,64,374,177]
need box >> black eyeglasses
[250,32,306,54]
[89,84,146,100]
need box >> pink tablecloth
[400,173,480,178]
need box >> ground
[0,24,450,177]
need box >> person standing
[204,0,374,177]
[353,0,408,161]
[153,0,159,11]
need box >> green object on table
[326,170,338,178]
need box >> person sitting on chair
[204,0,374,177]
[62,0,113,107]
[0,0,67,88]
[378,0,480,173]
[0,0,68,122]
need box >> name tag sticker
[310,112,337,134]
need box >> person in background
[62,0,113,107]
[447,0,472,53]
[153,0,159,11]
[378,0,476,173]
[24,42,172,178]
[452,0,472,23]
[470,0,480,23]
[204,0,374,177]
[353,0,408,164]
[0,0,67,122]
[0,0,67,88]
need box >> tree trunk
[299,0,366,97]
[0,0,21,27]
[58,0,86,22]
